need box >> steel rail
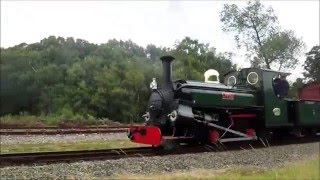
[0,128,128,135]
[0,125,131,129]
[0,146,208,167]
[1,136,319,167]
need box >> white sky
[1,0,319,80]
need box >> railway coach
[128,55,320,146]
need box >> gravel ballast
[1,142,319,179]
[0,133,127,145]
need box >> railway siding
[0,133,127,145]
[0,128,128,135]
[0,142,319,179]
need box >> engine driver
[274,74,289,98]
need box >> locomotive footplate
[128,126,162,145]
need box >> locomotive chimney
[160,55,175,89]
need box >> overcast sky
[1,0,319,79]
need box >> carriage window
[227,76,236,86]
[247,72,259,85]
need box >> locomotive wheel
[193,124,210,144]
[256,129,273,140]
[305,128,318,137]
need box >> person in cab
[274,74,289,98]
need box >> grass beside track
[0,139,144,154]
[114,154,320,180]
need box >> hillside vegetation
[1,36,233,123]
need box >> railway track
[1,136,319,167]
[0,125,131,135]
[0,128,128,135]
[0,125,130,129]
[0,146,208,167]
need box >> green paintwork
[191,89,257,107]
[223,68,291,126]
[295,101,320,125]
[261,70,292,127]
[197,67,320,128]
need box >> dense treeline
[1,0,318,124]
[0,36,233,122]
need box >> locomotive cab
[224,68,293,127]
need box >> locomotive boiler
[128,55,320,146]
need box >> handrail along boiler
[128,55,320,146]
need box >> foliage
[262,30,305,70]
[288,78,305,99]
[172,37,233,81]
[0,112,95,126]
[303,45,320,83]
[220,0,305,70]
[0,36,233,123]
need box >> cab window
[272,74,289,98]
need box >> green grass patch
[0,139,143,154]
[0,113,121,127]
[1,114,61,126]
[114,154,320,180]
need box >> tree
[288,78,305,99]
[0,35,234,123]
[0,47,42,115]
[261,30,305,70]
[172,37,233,81]
[220,0,304,70]
[303,45,320,82]
[172,37,209,80]
[145,44,168,62]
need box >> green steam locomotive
[128,55,320,146]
